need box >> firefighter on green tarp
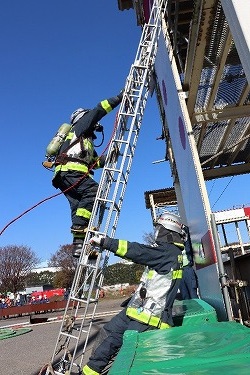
[51,90,123,258]
[82,211,185,375]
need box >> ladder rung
[112,138,130,144]
[72,327,88,334]
[69,297,98,304]
[59,331,79,340]
[97,197,117,204]
[104,167,121,173]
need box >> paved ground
[0,297,125,375]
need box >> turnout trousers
[84,308,151,374]
[52,171,98,228]
[179,265,199,299]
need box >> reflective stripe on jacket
[54,132,96,175]
[101,237,184,327]
[54,161,90,175]
[126,266,182,328]
[66,133,95,165]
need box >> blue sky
[1,1,249,265]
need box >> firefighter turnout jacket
[53,93,123,177]
[101,237,184,328]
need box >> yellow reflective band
[172,269,183,279]
[83,138,93,150]
[126,307,160,327]
[159,322,171,329]
[55,162,90,174]
[76,208,91,220]
[82,365,100,375]
[174,242,185,249]
[116,240,128,257]
[101,100,112,113]
[178,254,183,263]
[147,270,155,279]
[65,131,74,140]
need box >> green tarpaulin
[109,299,250,374]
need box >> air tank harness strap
[55,135,87,165]
[55,153,87,166]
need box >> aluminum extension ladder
[45,1,167,374]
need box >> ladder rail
[94,69,155,233]
[92,1,168,229]
[45,1,167,373]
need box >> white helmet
[155,211,184,236]
[70,108,89,124]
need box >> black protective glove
[99,154,106,168]
[107,144,120,164]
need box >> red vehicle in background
[30,288,65,303]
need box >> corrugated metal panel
[127,1,250,180]
[144,187,177,208]
[166,0,250,180]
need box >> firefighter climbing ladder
[45,1,167,374]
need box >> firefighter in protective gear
[52,90,123,258]
[82,212,185,375]
[179,226,199,299]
